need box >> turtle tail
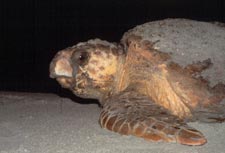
[193,83,225,123]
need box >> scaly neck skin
[101,46,151,101]
[99,47,150,103]
[98,54,128,105]
[114,54,130,93]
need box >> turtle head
[50,39,124,99]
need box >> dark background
[1,0,225,94]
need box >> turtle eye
[72,50,89,65]
[78,52,88,62]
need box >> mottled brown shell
[121,19,225,86]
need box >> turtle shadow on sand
[54,89,99,105]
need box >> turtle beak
[49,50,73,79]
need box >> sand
[0,92,225,153]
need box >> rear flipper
[100,90,207,145]
[193,99,225,123]
[194,83,225,123]
[182,59,225,123]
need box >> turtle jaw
[49,50,76,90]
[49,51,84,96]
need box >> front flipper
[99,90,207,145]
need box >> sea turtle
[49,19,225,146]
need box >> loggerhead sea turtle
[49,19,225,146]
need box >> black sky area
[0,0,225,94]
